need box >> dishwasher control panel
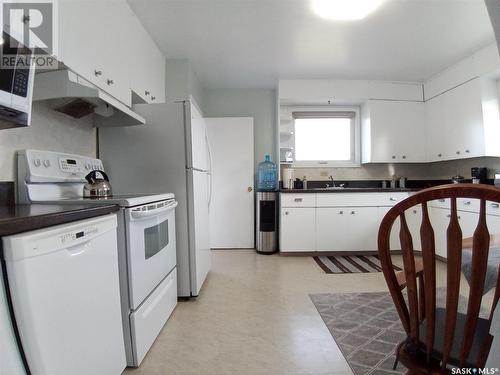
[59,225,99,245]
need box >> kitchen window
[292,109,360,167]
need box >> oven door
[125,199,178,310]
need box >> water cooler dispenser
[256,191,278,254]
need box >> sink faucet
[328,175,335,187]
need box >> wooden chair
[378,184,500,374]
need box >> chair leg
[393,341,404,370]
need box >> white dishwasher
[1,214,126,375]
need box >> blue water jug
[257,154,277,191]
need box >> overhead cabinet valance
[292,111,356,119]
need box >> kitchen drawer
[130,268,177,366]
[316,192,408,207]
[457,198,480,213]
[429,198,450,210]
[487,201,500,217]
[280,194,316,207]
[429,198,481,213]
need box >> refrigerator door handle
[206,133,213,209]
[207,172,212,210]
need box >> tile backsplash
[0,101,96,181]
[283,157,500,182]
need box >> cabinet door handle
[294,198,303,202]
[350,211,355,215]
[145,90,150,96]
[491,203,499,208]
[412,210,417,214]
[439,199,445,202]
[107,79,114,85]
[94,69,102,76]
[465,149,470,154]
[437,153,442,157]
[151,96,156,101]
[456,151,461,155]
[463,201,471,206]
[391,155,396,159]
[339,211,343,215]
[390,197,398,201]
[447,214,461,220]
[402,155,406,159]
[284,211,289,215]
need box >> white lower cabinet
[430,206,495,259]
[280,193,500,256]
[378,206,401,251]
[280,207,315,251]
[280,193,408,253]
[316,207,378,252]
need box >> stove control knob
[43,159,51,168]
[33,158,41,167]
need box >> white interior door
[205,117,254,249]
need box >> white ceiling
[128,0,496,89]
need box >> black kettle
[83,170,112,197]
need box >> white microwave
[0,32,34,129]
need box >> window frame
[291,106,361,168]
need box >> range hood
[33,70,145,127]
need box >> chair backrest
[378,184,500,369]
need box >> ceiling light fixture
[312,0,385,21]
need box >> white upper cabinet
[128,14,166,104]
[362,100,426,163]
[58,1,132,105]
[57,0,165,107]
[425,78,499,162]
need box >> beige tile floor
[124,250,447,375]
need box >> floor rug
[310,291,407,375]
[313,255,402,274]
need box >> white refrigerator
[99,100,212,297]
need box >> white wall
[166,59,204,109]
[203,88,276,169]
[0,102,96,181]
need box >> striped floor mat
[313,255,402,274]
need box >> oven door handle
[130,201,178,220]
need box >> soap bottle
[303,176,308,190]
[390,175,397,189]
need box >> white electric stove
[16,149,178,367]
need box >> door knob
[248,187,253,192]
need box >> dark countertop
[279,179,495,193]
[0,204,120,237]
[280,188,420,193]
